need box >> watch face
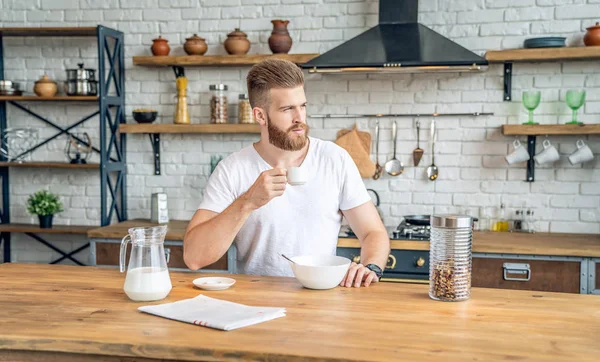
[367,264,382,277]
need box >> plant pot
[269,20,292,54]
[38,214,53,229]
[584,22,600,46]
[151,36,170,56]
[224,28,251,55]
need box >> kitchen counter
[0,263,598,362]
[339,230,600,258]
[88,219,600,258]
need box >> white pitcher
[120,225,172,302]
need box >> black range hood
[302,0,488,73]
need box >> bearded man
[184,59,390,288]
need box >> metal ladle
[426,118,439,181]
[384,120,404,176]
[373,120,383,180]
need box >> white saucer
[192,277,236,291]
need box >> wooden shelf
[88,219,188,240]
[133,53,319,67]
[502,124,600,136]
[0,95,98,101]
[120,123,261,134]
[0,223,95,235]
[0,27,97,37]
[485,47,600,63]
[0,162,99,169]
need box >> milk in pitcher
[123,267,172,302]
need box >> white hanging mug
[505,139,530,165]
[568,140,594,165]
[534,139,560,165]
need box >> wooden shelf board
[0,27,97,37]
[502,124,600,136]
[133,53,319,67]
[0,95,98,101]
[0,162,99,169]
[485,47,600,63]
[120,123,261,134]
[88,219,187,240]
[0,223,95,235]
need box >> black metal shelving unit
[0,26,127,264]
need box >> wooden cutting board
[335,126,375,178]
[337,124,371,154]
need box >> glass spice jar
[209,84,228,124]
[238,93,254,124]
[429,215,473,302]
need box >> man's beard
[266,114,309,151]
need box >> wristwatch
[365,263,383,280]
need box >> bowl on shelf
[132,109,158,123]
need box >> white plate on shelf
[193,277,236,291]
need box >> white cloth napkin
[138,295,286,331]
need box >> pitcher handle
[119,234,130,273]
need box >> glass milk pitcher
[120,225,172,302]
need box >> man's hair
[246,58,304,109]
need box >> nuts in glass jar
[238,93,254,124]
[209,84,228,124]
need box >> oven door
[336,247,430,284]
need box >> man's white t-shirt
[198,137,371,277]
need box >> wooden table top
[0,263,598,362]
[89,220,600,258]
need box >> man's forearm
[360,230,390,270]
[183,194,254,270]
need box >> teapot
[120,225,172,302]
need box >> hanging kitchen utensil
[384,120,404,176]
[426,119,439,181]
[413,118,424,166]
[337,124,371,154]
[335,127,375,178]
[373,121,383,180]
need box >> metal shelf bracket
[504,63,513,101]
[149,133,160,175]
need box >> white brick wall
[1,0,599,263]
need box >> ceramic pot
[33,74,58,97]
[151,36,170,56]
[268,20,292,54]
[584,22,600,46]
[184,34,208,55]
[224,28,250,55]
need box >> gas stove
[391,219,431,241]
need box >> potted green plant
[26,190,64,228]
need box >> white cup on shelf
[534,139,560,165]
[568,139,594,165]
[505,139,530,165]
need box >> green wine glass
[522,91,541,125]
[565,89,586,125]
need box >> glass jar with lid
[209,84,228,124]
[429,215,473,302]
[238,93,254,124]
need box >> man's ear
[254,107,267,126]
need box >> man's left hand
[340,262,379,288]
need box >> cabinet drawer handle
[503,263,530,282]
[165,248,171,264]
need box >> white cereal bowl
[288,255,351,290]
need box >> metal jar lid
[430,215,472,229]
[209,84,228,91]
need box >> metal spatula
[413,119,424,166]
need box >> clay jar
[584,22,600,46]
[184,34,208,56]
[224,28,250,55]
[151,36,170,56]
[33,74,57,97]
[269,20,292,54]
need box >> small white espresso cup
[534,139,560,165]
[287,167,308,185]
[568,139,594,165]
[505,139,530,165]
